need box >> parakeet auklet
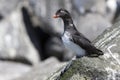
[53,9,104,78]
[53,8,103,58]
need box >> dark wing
[74,32,91,43]
[71,32,103,57]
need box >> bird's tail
[87,49,104,57]
[96,49,104,55]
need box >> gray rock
[47,16,120,80]
[0,5,40,65]
[0,0,24,18]
[0,61,31,80]
[77,13,111,41]
[73,0,106,15]
[15,57,66,80]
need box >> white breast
[62,31,86,57]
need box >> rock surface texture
[15,57,66,80]
[0,0,23,18]
[0,5,40,65]
[0,61,31,80]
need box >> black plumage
[53,8,103,57]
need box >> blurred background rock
[0,0,119,80]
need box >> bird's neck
[62,18,76,32]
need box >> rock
[77,13,111,41]
[0,0,24,19]
[73,0,106,15]
[47,16,120,80]
[0,4,40,65]
[15,57,66,80]
[0,61,31,80]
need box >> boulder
[0,0,24,19]
[0,61,31,80]
[0,4,40,65]
[15,57,66,80]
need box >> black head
[53,8,71,19]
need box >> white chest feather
[62,31,86,56]
[62,31,72,42]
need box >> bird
[53,8,104,58]
[53,9,104,79]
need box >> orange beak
[53,15,59,18]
